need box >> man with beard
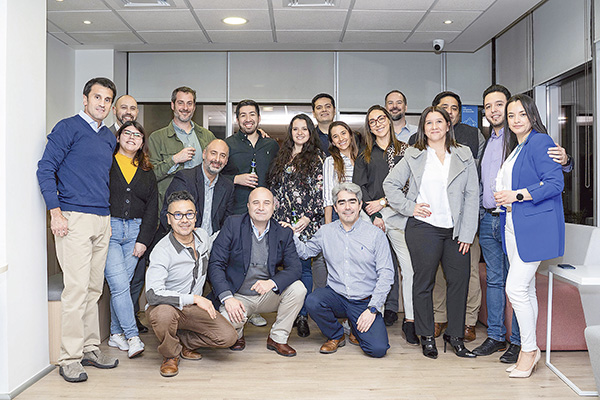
[109,95,138,135]
[159,139,234,240]
[148,86,216,213]
[384,90,417,144]
[311,93,335,155]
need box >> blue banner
[461,105,478,128]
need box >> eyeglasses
[368,115,388,127]
[167,211,197,220]
[122,130,143,139]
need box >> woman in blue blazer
[494,94,565,378]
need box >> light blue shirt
[172,121,203,169]
[251,220,271,241]
[78,110,106,133]
[293,218,394,312]
[395,123,418,144]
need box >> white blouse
[415,146,453,228]
[322,154,354,207]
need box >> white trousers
[504,213,540,352]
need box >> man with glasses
[311,93,336,155]
[109,95,138,135]
[146,190,238,378]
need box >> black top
[316,127,331,157]
[109,158,158,246]
[221,131,279,214]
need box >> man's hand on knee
[224,297,246,324]
[193,295,217,319]
[356,309,376,333]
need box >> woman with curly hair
[269,113,325,338]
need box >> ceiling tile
[47,0,109,12]
[47,11,130,32]
[353,0,435,11]
[195,9,271,30]
[273,9,347,30]
[188,0,268,9]
[343,30,410,43]
[69,31,144,45]
[433,0,496,11]
[103,0,188,9]
[276,30,340,43]
[347,10,426,30]
[416,11,481,31]
[405,31,460,44]
[138,30,209,44]
[271,0,352,10]
[47,20,63,33]
[207,30,273,43]
[48,32,82,46]
[119,9,199,30]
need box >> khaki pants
[219,280,306,344]
[55,211,110,366]
[148,304,238,358]
[433,235,482,326]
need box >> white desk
[547,264,600,397]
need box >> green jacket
[148,121,216,213]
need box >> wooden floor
[19,313,597,400]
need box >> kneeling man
[208,187,306,357]
[146,191,237,377]
[293,182,394,358]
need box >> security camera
[433,39,445,52]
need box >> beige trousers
[432,235,482,326]
[55,211,110,365]
[219,280,306,344]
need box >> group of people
[37,77,570,383]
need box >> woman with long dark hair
[269,113,325,338]
[105,121,158,358]
[383,106,479,359]
[494,94,564,378]
[353,105,418,345]
[323,121,359,224]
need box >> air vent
[122,0,171,7]
[286,0,335,7]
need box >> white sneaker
[108,333,129,351]
[127,336,145,358]
[248,314,267,327]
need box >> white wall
[73,49,117,115]
[1,0,51,397]
[46,35,75,133]
[496,17,532,95]
[447,44,492,105]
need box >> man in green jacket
[148,86,216,213]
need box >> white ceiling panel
[47,11,129,32]
[416,11,482,31]
[48,0,109,12]
[273,9,347,30]
[347,10,426,31]
[47,20,63,33]
[138,30,209,44]
[48,32,82,46]
[271,0,352,9]
[188,0,268,9]
[277,30,340,43]
[104,0,189,9]
[433,0,496,11]
[207,30,273,43]
[343,30,410,43]
[353,0,435,11]
[69,31,144,44]
[195,9,272,30]
[405,31,461,44]
[119,9,199,30]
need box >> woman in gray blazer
[383,106,479,359]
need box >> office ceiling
[47,0,544,52]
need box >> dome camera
[433,39,445,52]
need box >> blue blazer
[500,130,565,262]
[207,213,301,307]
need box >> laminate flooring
[17,313,597,400]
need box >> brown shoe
[464,325,476,342]
[348,332,359,346]
[320,335,346,354]
[434,322,448,338]
[181,346,202,360]
[160,357,179,377]
[230,336,246,351]
[266,336,296,357]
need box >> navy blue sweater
[37,114,116,215]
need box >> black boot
[296,315,310,337]
[421,335,438,359]
[443,333,476,358]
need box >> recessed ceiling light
[263,106,274,112]
[223,17,247,25]
[83,20,92,25]
[56,0,64,2]
[444,20,453,24]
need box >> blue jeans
[299,257,313,316]
[306,287,389,358]
[479,212,520,344]
[105,217,142,339]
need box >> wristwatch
[516,190,524,202]
[368,306,378,314]
[379,198,387,207]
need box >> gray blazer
[383,145,479,244]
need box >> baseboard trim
[0,364,55,399]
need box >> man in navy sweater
[37,77,119,383]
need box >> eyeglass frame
[167,211,197,220]
[368,114,388,127]
[122,129,144,139]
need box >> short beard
[390,113,403,122]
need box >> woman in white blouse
[383,106,479,359]
[323,121,359,224]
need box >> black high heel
[443,333,476,358]
[421,335,438,359]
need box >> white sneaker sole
[108,338,129,351]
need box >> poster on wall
[461,105,478,128]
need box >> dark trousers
[405,218,470,338]
[306,286,389,358]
